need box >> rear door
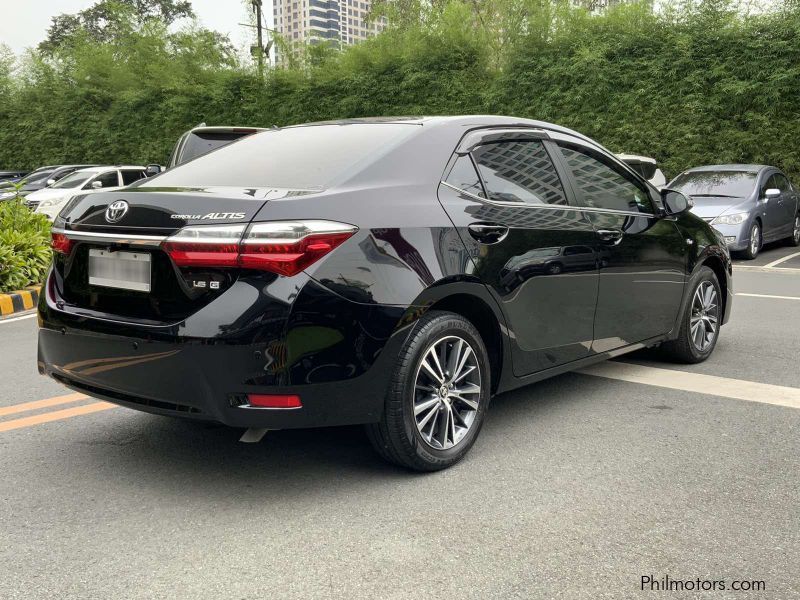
[551,138,686,352]
[438,130,600,376]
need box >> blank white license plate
[88,249,151,292]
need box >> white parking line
[0,313,37,325]
[734,265,800,274]
[239,428,270,443]
[764,251,800,268]
[578,362,800,410]
[736,293,800,301]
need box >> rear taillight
[162,224,244,268]
[240,221,357,276]
[161,221,357,276]
[51,232,74,255]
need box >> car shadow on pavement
[65,373,591,495]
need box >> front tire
[741,221,761,259]
[366,311,490,471]
[660,266,722,364]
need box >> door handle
[467,223,509,244]
[596,229,624,244]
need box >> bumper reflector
[247,394,302,408]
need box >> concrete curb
[0,285,40,317]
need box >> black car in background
[38,116,732,470]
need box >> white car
[616,154,667,189]
[29,166,148,220]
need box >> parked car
[7,164,99,200]
[168,125,265,168]
[617,154,667,189]
[38,116,732,471]
[668,164,800,259]
[0,169,28,183]
[29,166,149,220]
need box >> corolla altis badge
[170,212,246,220]
[105,200,129,223]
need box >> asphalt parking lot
[1,244,798,599]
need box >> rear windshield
[149,124,420,189]
[670,170,757,197]
[177,131,248,165]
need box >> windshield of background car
[147,124,420,189]
[178,131,246,165]
[24,170,55,184]
[670,171,757,197]
[52,171,99,189]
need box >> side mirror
[91,181,103,189]
[661,188,692,216]
[145,164,162,177]
[764,188,781,199]
[46,179,56,186]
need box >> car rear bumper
[38,273,411,429]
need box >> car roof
[685,164,771,173]
[71,165,146,175]
[289,115,609,152]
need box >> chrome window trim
[439,181,655,218]
[51,227,168,245]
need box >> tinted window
[445,155,485,198]
[472,140,567,205]
[773,173,791,193]
[147,124,419,189]
[670,170,757,198]
[121,170,146,185]
[559,145,653,213]
[89,171,120,189]
[178,131,246,165]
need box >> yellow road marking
[0,393,87,418]
[0,295,12,315]
[20,291,33,310]
[0,402,116,432]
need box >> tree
[39,0,194,54]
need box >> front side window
[121,170,146,185]
[87,171,120,189]
[559,145,653,213]
[773,173,791,193]
[472,140,567,206]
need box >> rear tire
[660,266,722,364]
[740,222,761,260]
[366,311,490,471]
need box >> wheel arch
[399,282,508,395]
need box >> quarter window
[445,155,485,198]
[472,140,567,205]
[558,144,653,214]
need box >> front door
[552,141,687,353]
[438,134,599,376]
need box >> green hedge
[0,199,52,293]
[1,1,799,184]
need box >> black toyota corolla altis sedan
[38,116,732,470]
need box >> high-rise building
[272,0,386,63]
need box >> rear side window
[445,155,485,198]
[146,124,419,189]
[558,144,653,214]
[121,170,146,185]
[472,140,567,205]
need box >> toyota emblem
[105,200,129,223]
